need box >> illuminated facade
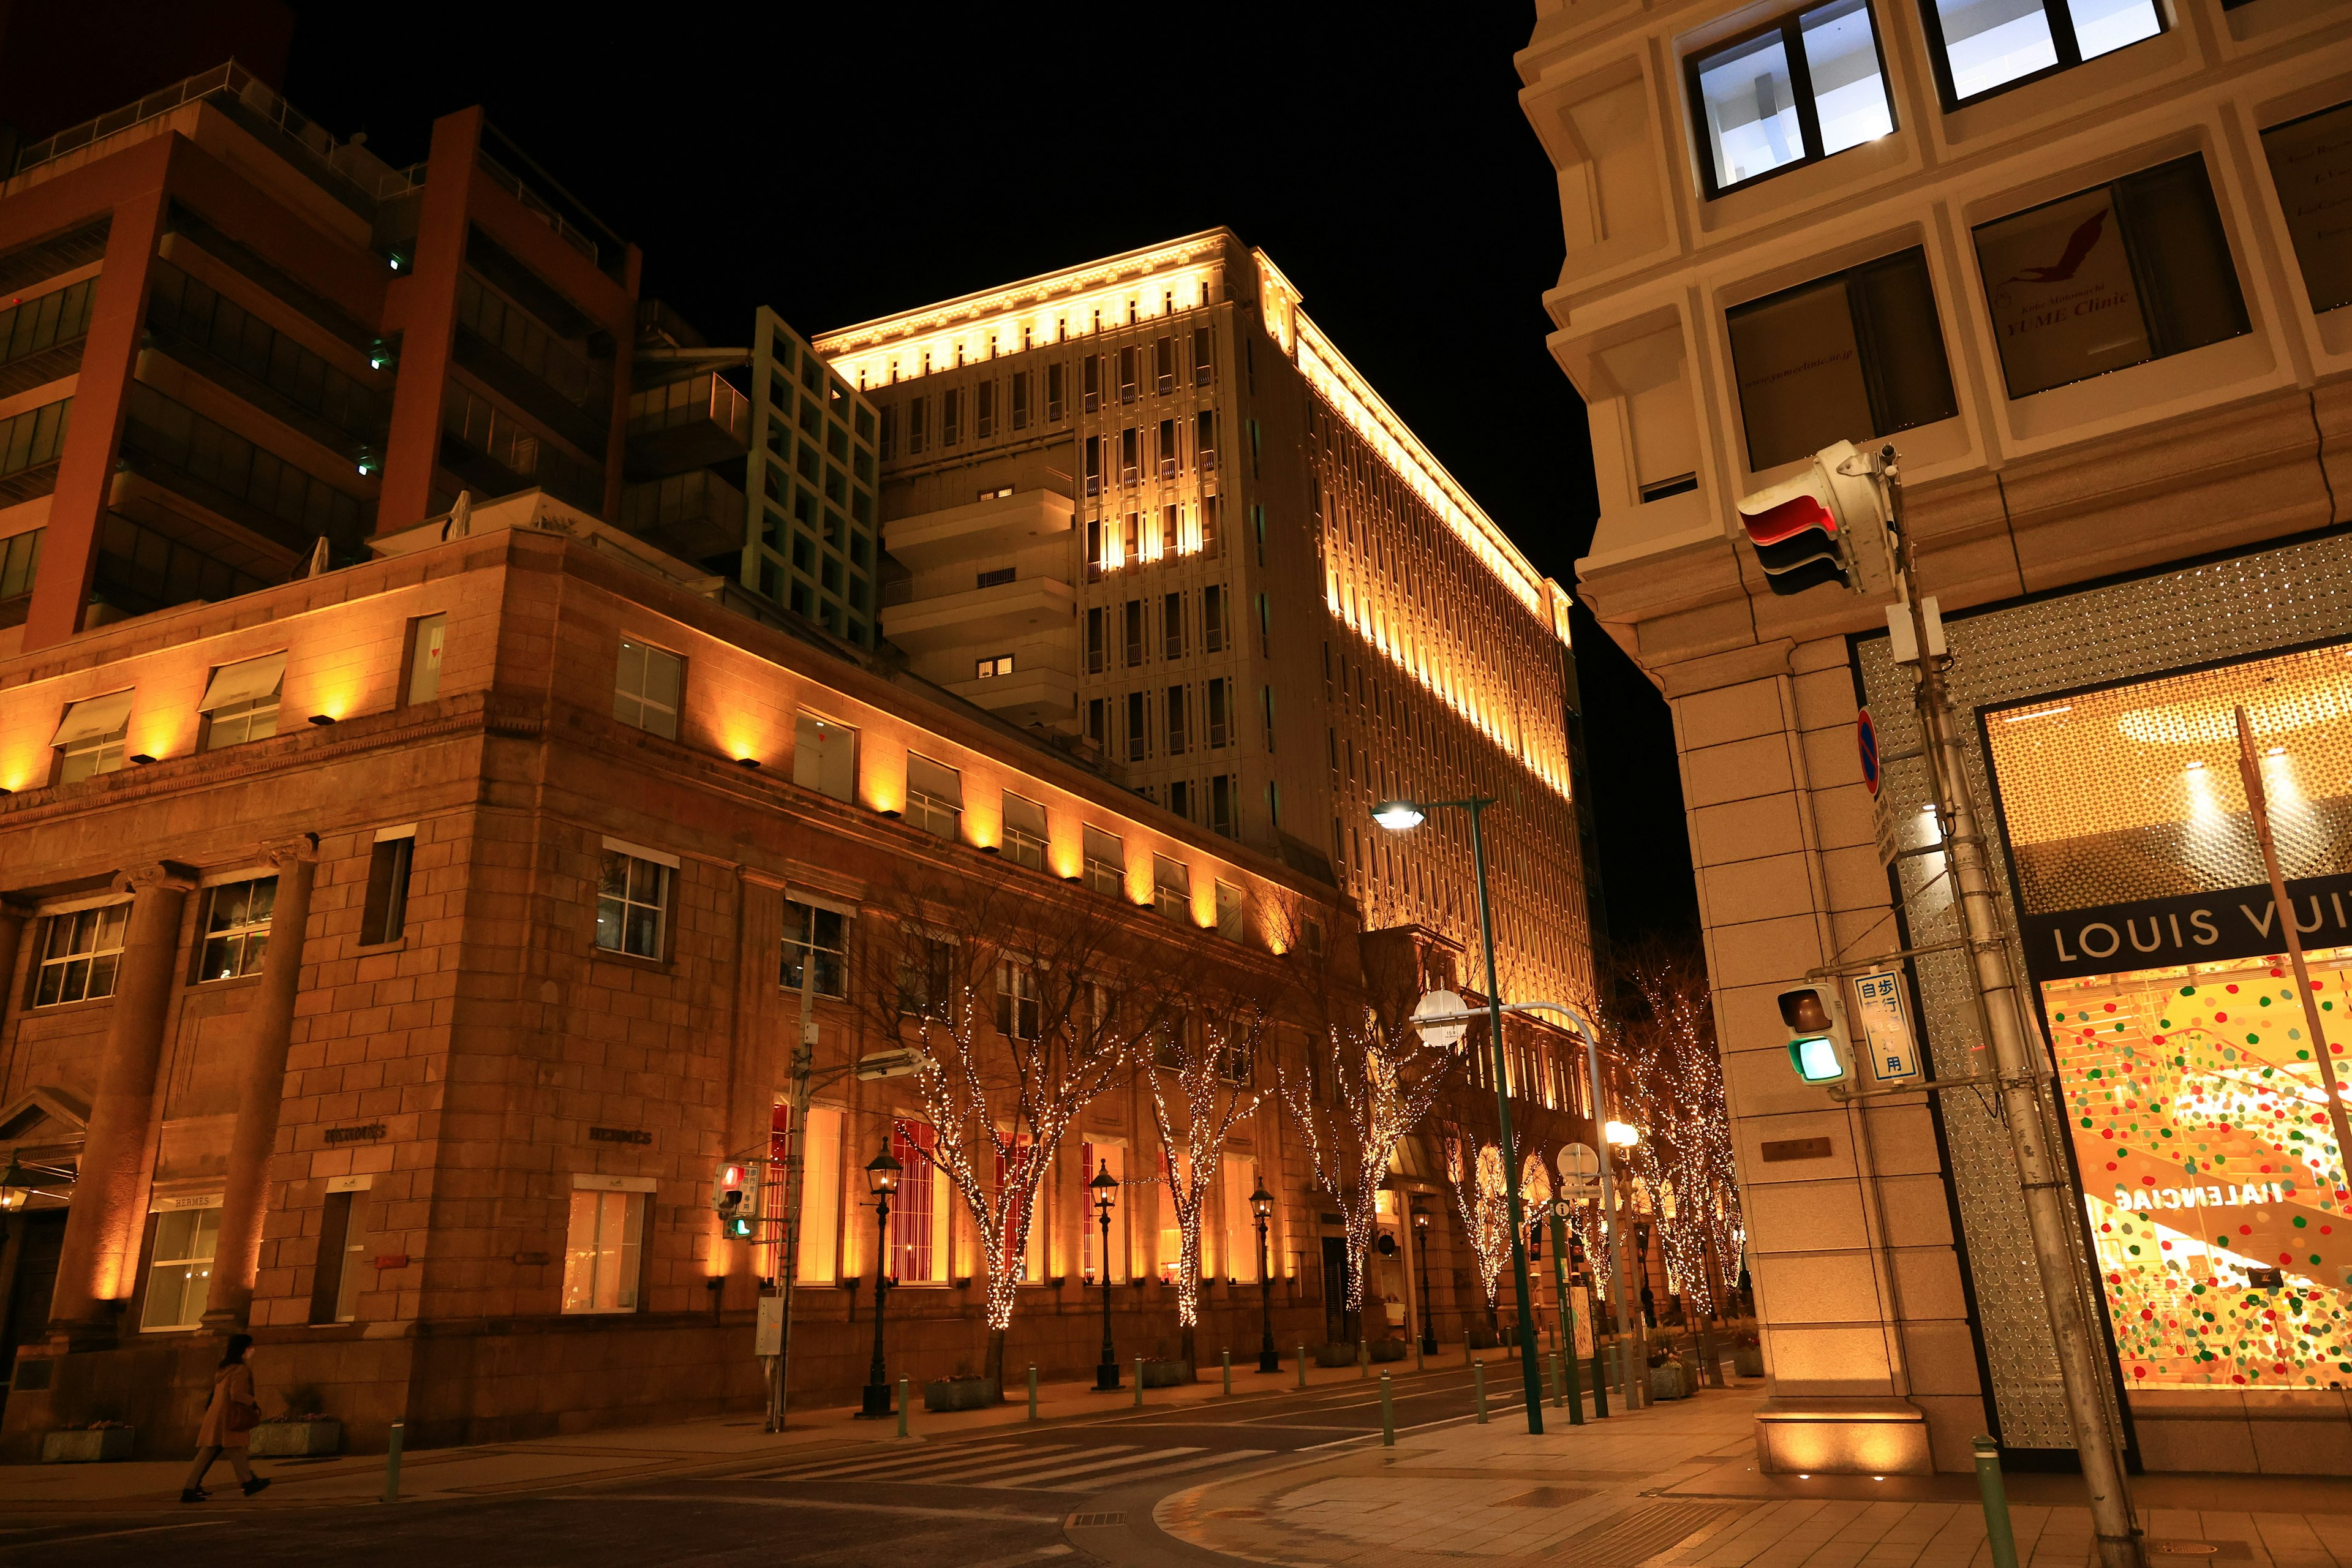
[816,232,1599,1017]
[1521,0,2352,1477]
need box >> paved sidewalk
[1155,1386,2352,1568]
[0,1341,1485,1513]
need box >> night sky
[279,3,1698,941]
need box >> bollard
[382,1419,404,1504]
[1379,1371,1395,1446]
[1591,1343,1608,1419]
[1415,1336,1425,1373]
[1700,1324,1724,1389]
[1562,1336,1585,1427]
[1472,1357,1488,1424]
[1547,1351,1561,1409]
[1223,1349,1232,1396]
[1359,1337,1369,1379]
[1297,1344,1307,1391]
[1972,1436,2021,1568]
[1028,1363,1039,1422]
[897,1376,910,1438]
[1134,1355,1144,1408]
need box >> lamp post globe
[1250,1182,1279,1373]
[1090,1159,1121,1391]
[1411,1203,1438,1357]
[857,1146,903,1419]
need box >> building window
[1262,687,1276,751]
[1153,856,1192,921]
[1921,0,2162,111]
[1047,361,1066,421]
[140,1204,222,1331]
[1086,606,1106,672]
[898,934,954,1021]
[1690,0,1893,198]
[1973,153,2248,401]
[905,753,964,840]
[793,712,858,802]
[1169,778,1193,820]
[1084,826,1126,897]
[34,903,129,1006]
[907,396,927,454]
[404,613,447,705]
[976,654,1015,679]
[2261,102,2352,318]
[1158,417,1178,478]
[888,1120,950,1282]
[360,831,415,946]
[942,387,962,445]
[1191,326,1215,386]
[51,690,133,783]
[1196,409,1218,469]
[197,652,287,751]
[995,960,1042,1041]
[1211,774,1237,839]
[1079,1141,1127,1282]
[1117,345,1137,404]
[1003,792,1048,871]
[197,877,276,981]
[1010,371,1030,430]
[1163,591,1185,659]
[1203,586,1225,652]
[1124,600,1146,666]
[595,847,671,959]
[1727,247,1956,470]
[782,897,848,997]
[1120,426,1139,484]
[1126,691,1148,763]
[310,1187,375,1324]
[878,404,896,461]
[976,380,996,439]
[614,638,682,739]
[1154,336,1175,395]
[562,1188,646,1313]
[1166,684,1190,755]
[1201,494,1222,557]
[1207,677,1230,748]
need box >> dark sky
[278,3,1697,941]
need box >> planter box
[43,1428,134,1463]
[1649,1361,1692,1401]
[250,1419,342,1457]
[1140,1359,1192,1388]
[923,1376,998,1412]
[1464,1325,1501,1350]
[1312,1342,1357,1367]
[1368,1338,1408,1363]
[1734,1346,1765,1378]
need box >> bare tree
[1142,989,1270,1372]
[1443,1128,1512,1333]
[859,866,1178,1395]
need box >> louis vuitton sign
[2019,872,2352,983]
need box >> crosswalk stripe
[1064,1448,1271,1490]
[919,1446,1117,1482]
[766,1440,1039,1481]
[976,1447,1203,1490]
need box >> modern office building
[815,233,1601,1017]
[1521,0,2352,1478]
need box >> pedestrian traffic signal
[1779,986,1850,1085]
[712,1159,763,1238]
[1735,440,1888,597]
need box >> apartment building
[814,232,1601,1022]
[1520,0,2351,1478]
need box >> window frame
[195,876,277,983]
[1001,792,1049,872]
[781,895,849,998]
[613,636,684,740]
[903,753,965,841]
[138,1202,222,1332]
[33,901,130,1007]
[560,1186,648,1314]
[1686,0,1897,202]
[1917,0,2163,115]
[402,612,448,706]
[360,829,416,946]
[996,959,1042,1041]
[594,846,674,961]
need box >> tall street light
[1250,1182,1280,1373]
[1373,796,1545,1435]
[1090,1159,1121,1391]
[856,1145,902,1419]
[1411,1202,1438,1357]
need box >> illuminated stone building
[1520,0,2352,1477]
[815,233,1601,1022]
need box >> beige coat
[195,1363,258,1450]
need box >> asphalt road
[9,1357,1597,1567]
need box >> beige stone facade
[1518,0,2352,1477]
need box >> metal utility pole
[763,957,823,1432]
[1876,445,2141,1568]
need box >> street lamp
[1374,795,1545,1435]
[1250,1182,1279,1373]
[1411,1203,1437,1357]
[856,1146,903,1419]
[1090,1159,1121,1391]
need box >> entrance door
[0,1212,66,1417]
[1321,1236,1351,1343]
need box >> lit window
[2261,103,2352,318]
[997,961,1042,1041]
[1921,0,2160,110]
[51,690,133,783]
[1215,881,1246,942]
[897,933,955,1021]
[1084,826,1126,898]
[197,878,276,981]
[140,1205,221,1330]
[198,653,286,750]
[976,654,1015,679]
[595,849,671,959]
[782,897,848,997]
[613,638,682,739]
[1002,793,1048,871]
[888,1120,951,1282]
[1690,0,1892,199]
[1153,855,1192,921]
[905,753,963,840]
[34,903,129,1006]
[562,1189,646,1313]
[314,1188,375,1324]
[405,613,447,704]
[360,832,415,945]
[793,712,858,802]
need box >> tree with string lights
[1144,995,1270,1373]
[861,867,1182,1397]
[1442,1128,1513,1336]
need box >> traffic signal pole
[765,955,823,1433]
[1877,447,2142,1568]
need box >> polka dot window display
[2049,948,2352,1390]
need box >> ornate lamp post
[856,1145,903,1419]
[1250,1182,1279,1373]
[1090,1159,1121,1391]
[1411,1202,1438,1357]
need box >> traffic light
[1779,985,1850,1085]
[712,1159,763,1239]
[1735,440,1888,598]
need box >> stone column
[204,837,320,1332]
[0,897,33,1036]
[47,862,197,1345]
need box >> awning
[906,753,964,808]
[197,652,287,714]
[48,689,135,747]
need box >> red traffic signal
[1735,440,1887,598]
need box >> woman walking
[181,1334,270,1503]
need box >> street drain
[1503,1487,1594,1508]
[1066,1512,1126,1529]
[1545,1502,1748,1566]
[2149,1545,2249,1561]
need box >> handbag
[225,1399,261,1434]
